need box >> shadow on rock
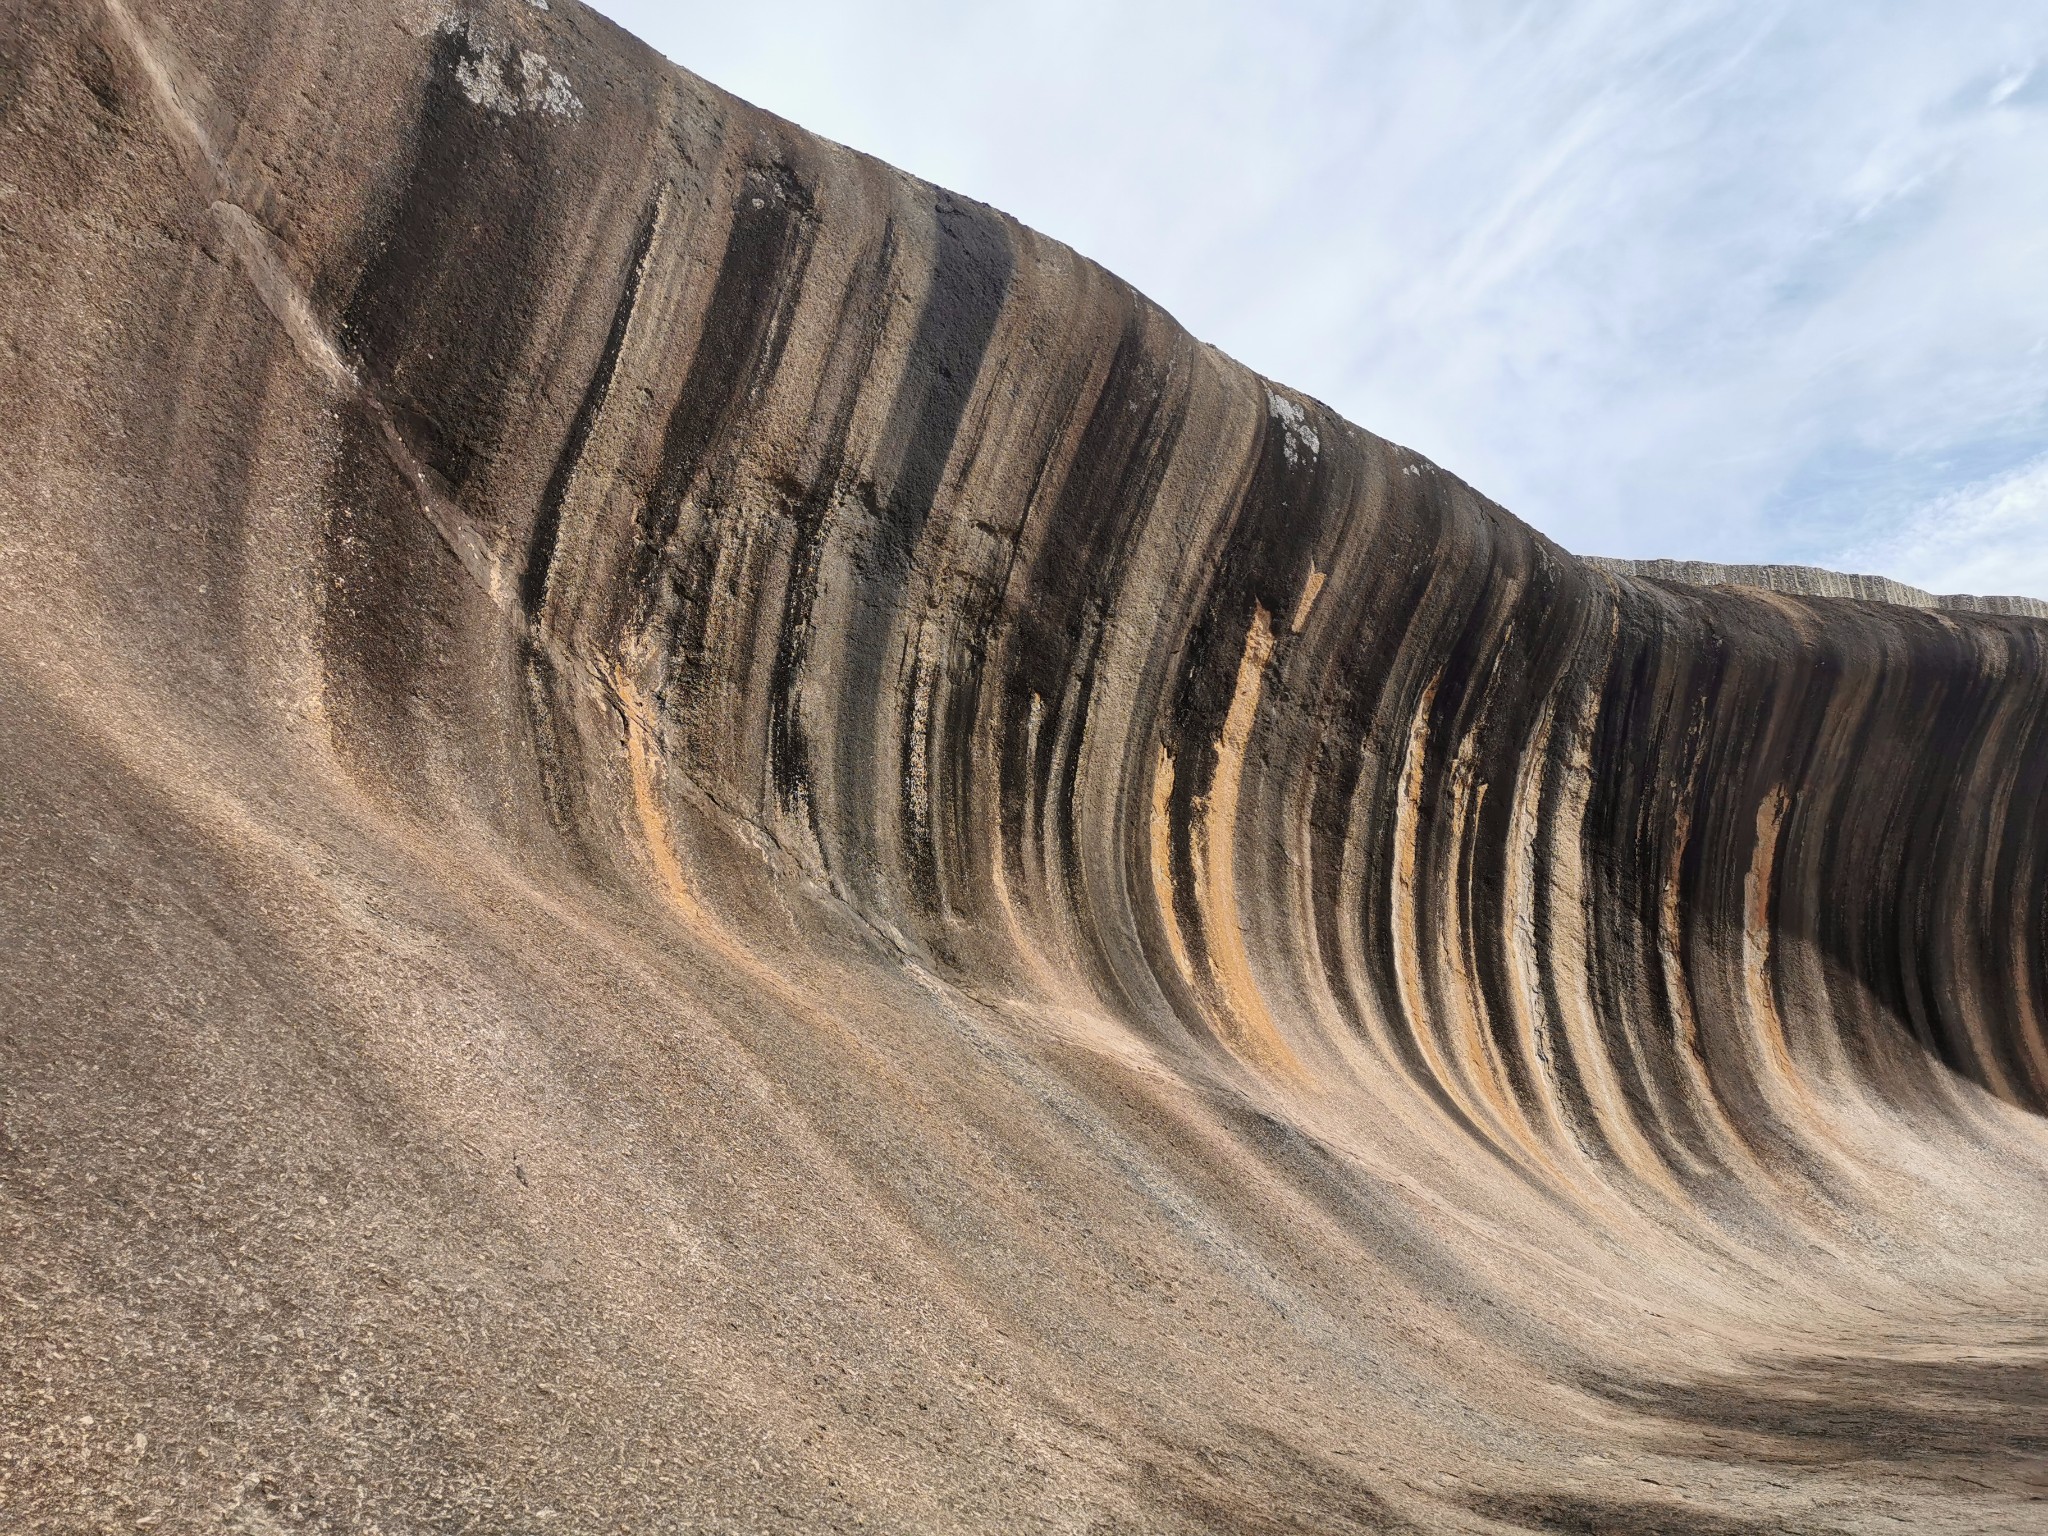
[1585,1351,2048,1500]
[1462,1488,1846,1535]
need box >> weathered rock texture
[3,2,2046,1532]
[1586,559,2048,620]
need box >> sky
[584,0,2048,599]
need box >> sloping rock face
[1585,559,2048,620]
[4,3,2046,1531]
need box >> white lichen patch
[518,51,581,116]
[1265,389,1320,468]
[452,41,518,113]
[440,16,582,121]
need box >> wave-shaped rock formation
[1586,559,2048,620]
[5,2,2046,1530]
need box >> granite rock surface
[3,3,2046,1531]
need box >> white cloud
[1845,454,2048,599]
[583,0,2048,598]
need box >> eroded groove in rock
[3,2,2046,1531]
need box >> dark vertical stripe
[1160,391,1330,982]
[521,195,662,620]
[871,194,1017,570]
[830,193,1013,893]
[767,220,902,825]
[981,305,1188,961]
[340,29,570,495]
[629,161,817,627]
